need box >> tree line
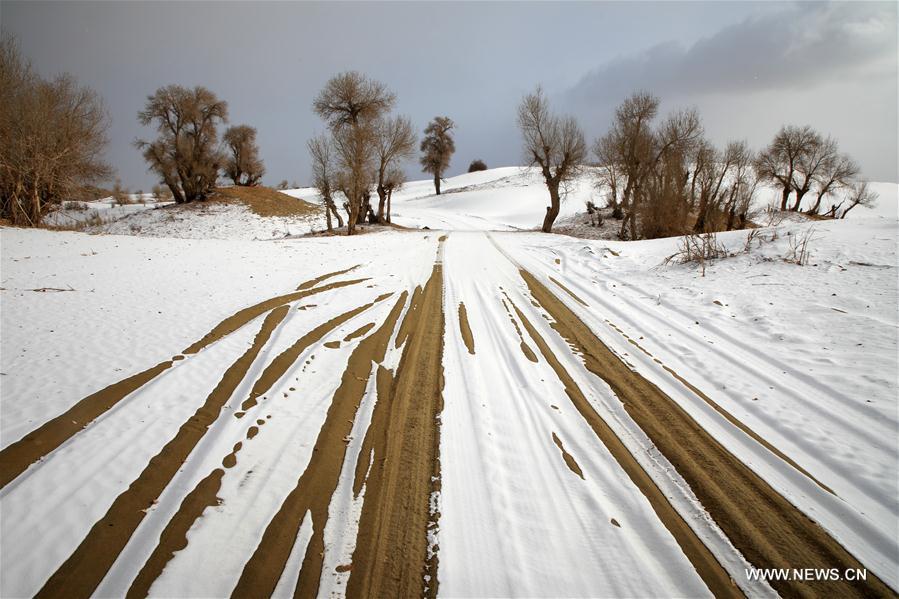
[517,88,876,238]
[0,35,877,234]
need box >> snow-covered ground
[379,167,897,232]
[1,167,897,597]
[93,201,321,240]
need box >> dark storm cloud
[567,2,896,104]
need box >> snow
[1,165,896,596]
[495,218,899,587]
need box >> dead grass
[212,186,320,218]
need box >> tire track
[508,296,739,598]
[519,267,895,598]
[458,302,475,354]
[35,306,291,599]
[346,262,445,599]
[230,293,408,599]
[122,297,393,598]
[295,265,360,290]
[0,276,368,490]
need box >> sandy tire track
[346,261,445,599]
[0,276,367,491]
[519,266,895,598]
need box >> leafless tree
[806,152,859,215]
[307,133,344,231]
[382,167,406,224]
[592,134,624,218]
[331,123,376,231]
[721,141,757,230]
[639,108,702,239]
[420,116,456,195]
[313,71,394,234]
[790,134,836,211]
[0,36,112,226]
[832,180,878,219]
[136,85,228,204]
[692,139,743,233]
[373,116,416,222]
[755,125,820,211]
[598,91,658,239]
[517,87,586,232]
[223,124,265,186]
[313,71,396,129]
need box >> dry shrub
[784,226,817,265]
[665,232,728,276]
[1,36,112,226]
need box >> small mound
[214,186,320,218]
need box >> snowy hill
[288,166,897,233]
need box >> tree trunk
[791,188,808,211]
[780,185,790,211]
[325,203,333,231]
[433,174,441,195]
[347,203,358,235]
[329,201,344,228]
[541,182,561,233]
[808,190,826,215]
[386,190,392,223]
[376,184,387,223]
[693,191,709,233]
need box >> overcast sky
[3,1,896,188]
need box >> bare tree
[600,91,658,239]
[313,71,394,234]
[517,88,586,232]
[806,152,859,215]
[721,141,757,230]
[136,85,228,203]
[223,124,265,186]
[0,36,112,226]
[420,116,456,195]
[382,167,406,224]
[373,116,416,223]
[639,108,702,239]
[755,125,820,211]
[331,123,376,232]
[692,139,742,233]
[592,134,624,218]
[834,180,878,219]
[307,133,343,231]
[313,71,396,129]
[790,134,835,211]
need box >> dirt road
[0,231,893,598]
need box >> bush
[1,36,112,226]
[664,232,729,277]
[468,159,488,172]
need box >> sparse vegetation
[0,35,112,226]
[664,232,729,276]
[784,226,817,265]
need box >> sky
[3,1,897,189]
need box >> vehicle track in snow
[2,231,895,598]
[486,233,893,598]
